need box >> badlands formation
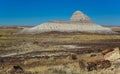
[18,10,117,34]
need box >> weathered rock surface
[70,11,92,23]
[79,47,120,71]
[17,10,117,34]
[104,47,120,61]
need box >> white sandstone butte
[18,10,117,34]
[70,11,92,23]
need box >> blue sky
[0,0,120,26]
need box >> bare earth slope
[17,11,117,34]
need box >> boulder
[104,47,120,61]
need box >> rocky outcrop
[79,47,120,71]
[104,48,120,61]
[70,11,92,23]
[17,10,118,34]
[79,59,111,71]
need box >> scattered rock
[7,65,24,74]
[13,65,23,71]
[90,54,97,57]
[79,59,111,71]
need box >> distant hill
[17,10,118,34]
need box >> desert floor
[0,27,120,74]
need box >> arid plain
[0,26,120,74]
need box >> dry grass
[0,27,120,51]
[0,27,120,74]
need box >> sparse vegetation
[0,27,120,74]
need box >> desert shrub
[114,62,120,68]
[79,60,86,70]
[0,35,2,37]
[68,54,77,60]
